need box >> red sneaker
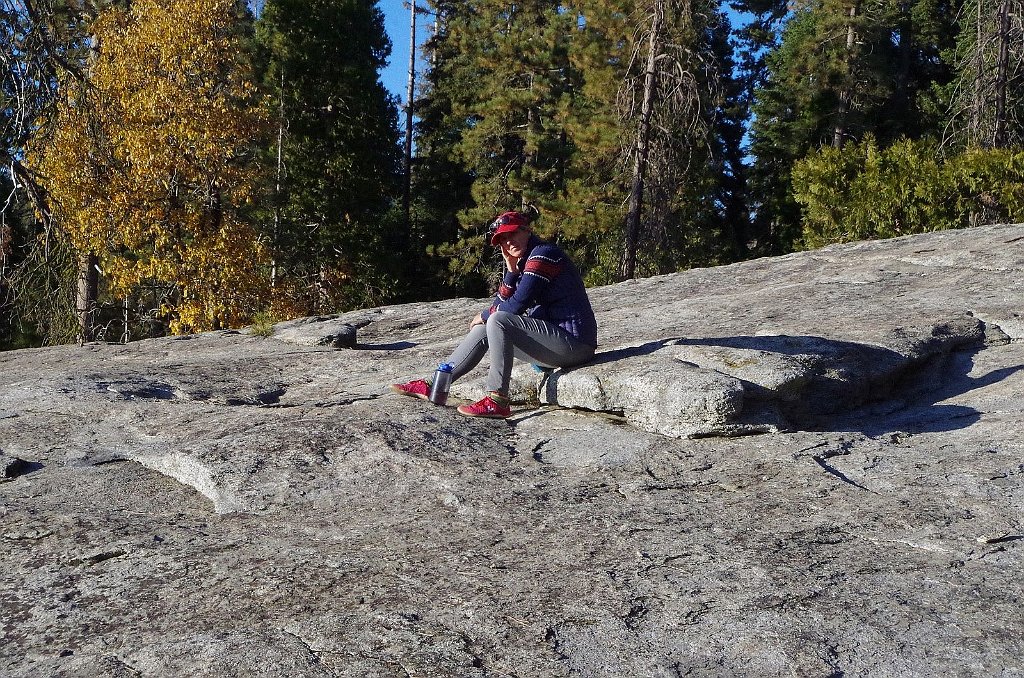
[457,395,511,419]
[390,379,431,400]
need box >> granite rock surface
[2,224,1023,677]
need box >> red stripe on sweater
[524,258,562,281]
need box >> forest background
[1,0,1022,350]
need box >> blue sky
[378,0,432,133]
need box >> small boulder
[1,453,35,482]
[267,315,368,348]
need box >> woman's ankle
[487,390,510,406]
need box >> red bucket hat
[488,211,530,246]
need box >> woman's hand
[503,250,520,273]
[469,312,485,330]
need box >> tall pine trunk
[620,1,662,281]
[77,34,100,343]
[993,0,1010,147]
[404,0,416,234]
[272,71,285,290]
[833,2,860,148]
[970,0,985,143]
[894,10,912,118]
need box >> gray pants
[446,311,596,395]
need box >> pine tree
[943,0,1024,150]
[551,0,633,283]
[422,0,744,287]
[419,0,576,287]
[616,0,741,280]
[254,0,403,316]
[746,0,957,252]
[405,2,479,296]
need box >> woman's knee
[486,310,515,328]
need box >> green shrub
[249,310,278,339]
[793,137,1024,248]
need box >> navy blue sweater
[481,235,598,347]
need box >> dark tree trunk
[77,252,98,343]
[833,3,859,149]
[993,0,1011,147]
[893,6,913,123]
[272,70,284,290]
[620,1,662,281]
[970,0,985,142]
[404,0,417,237]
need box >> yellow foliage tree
[31,0,269,334]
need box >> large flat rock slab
[2,225,1023,676]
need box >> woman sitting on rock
[392,210,598,418]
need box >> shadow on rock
[670,334,908,419]
[842,355,1024,436]
[584,339,676,365]
[1,456,44,481]
[357,341,418,350]
[673,334,908,372]
[926,361,1024,400]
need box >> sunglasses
[488,214,520,234]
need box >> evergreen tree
[422,0,576,289]
[525,0,632,284]
[708,6,751,260]
[627,0,745,278]
[746,0,957,252]
[254,0,403,316]
[422,0,744,287]
[794,136,1024,245]
[407,1,481,296]
[943,0,1024,150]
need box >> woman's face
[498,228,531,257]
